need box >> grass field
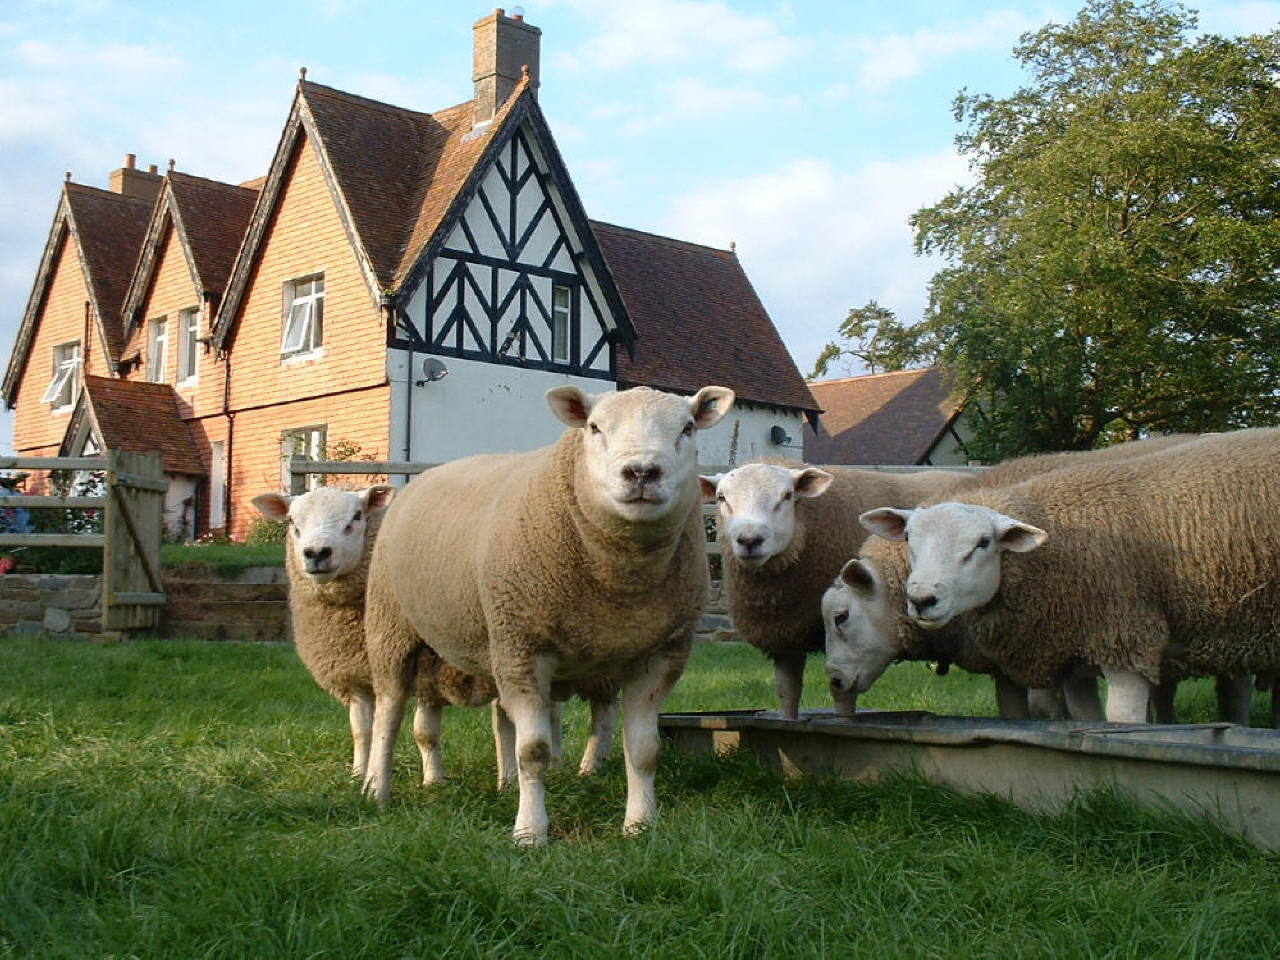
[2,636,1277,959]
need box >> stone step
[162,579,289,602]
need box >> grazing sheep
[860,428,1280,723]
[823,544,1103,720]
[252,485,503,784]
[700,462,973,718]
[364,384,734,844]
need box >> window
[552,284,571,363]
[177,307,199,384]
[281,274,324,358]
[282,426,326,495]
[148,316,168,383]
[41,342,81,410]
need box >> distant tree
[808,300,936,379]
[911,0,1280,460]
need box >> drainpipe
[222,348,234,534]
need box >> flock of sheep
[252,384,1280,844]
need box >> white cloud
[547,0,801,74]
[16,38,184,75]
[662,149,972,374]
[613,76,792,134]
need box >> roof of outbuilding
[594,222,818,416]
[804,367,961,464]
[72,375,205,475]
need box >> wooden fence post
[102,449,168,631]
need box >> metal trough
[659,710,1280,850]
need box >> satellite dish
[770,425,792,446]
[417,357,449,385]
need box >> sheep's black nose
[303,545,332,563]
[909,592,937,613]
[736,533,764,555]
[622,462,663,485]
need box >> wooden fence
[0,450,168,631]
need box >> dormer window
[41,341,80,411]
[147,316,169,383]
[282,274,324,359]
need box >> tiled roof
[64,183,152,362]
[595,222,818,415]
[167,172,259,297]
[79,375,205,475]
[804,367,961,464]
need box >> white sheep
[860,428,1280,723]
[700,462,972,718]
[364,384,735,844]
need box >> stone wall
[0,574,103,639]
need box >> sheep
[363,384,735,844]
[700,462,973,718]
[859,428,1280,723]
[823,542,1103,720]
[252,485,505,784]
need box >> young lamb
[700,462,973,718]
[823,543,1102,720]
[860,428,1280,723]
[253,485,502,783]
[363,384,735,844]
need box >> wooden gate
[101,450,167,630]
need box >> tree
[911,0,1280,460]
[808,300,936,379]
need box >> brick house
[3,10,818,540]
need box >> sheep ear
[689,386,735,429]
[792,467,833,499]
[995,516,1047,553]
[252,493,292,521]
[839,558,876,594]
[699,475,722,504]
[860,508,911,541]
[362,484,396,516]
[546,386,592,427]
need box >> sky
[1,0,1277,454]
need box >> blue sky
[1,0,1277,454]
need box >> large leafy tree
[808,300,936,379]
[911,0,1280,459]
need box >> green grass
[161,540,285,573]
[1,637,1277,959]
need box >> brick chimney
[109,153,163,203]
[473,7,540,126]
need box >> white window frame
[41,341,81,411]
[147,316,169,383]
[177,306,200,386]
[552,284,571,363]
[282,426,326,495]
[281,274,325,360]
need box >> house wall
[220,134,394,538]
[12,232,98,457]
[697,403,805,468]
[225,388,391,540]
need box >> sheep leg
[1025,686,1066,720]
[492,701,517,789]
[1101,666,1150,723]
[1151,678,1177,724]
[1215,672,1252,725]
[1062,674,1102,721]
[579,696,619,776]
[621,643,690,835]
[549,700,565,769]
[994,673,1030,719]
[363,690,407,806]
[495,655,557,846]
[348,693,374,779]
[773,650,805,720]
[413,700,447,786]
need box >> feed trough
[659,710,1280,850]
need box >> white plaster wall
[697,403,806,469]
[388,349,616,467]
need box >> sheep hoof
[511,830,548,848]
[622,819,653,838]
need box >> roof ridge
[810,367,936,387]
[169,170,259,195]
[590,219,733,258]
[300,78,450,121]
[64,182,152,206]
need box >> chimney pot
[147,163,158,174]
[125,153,136,170]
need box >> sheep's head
[698,463,833,567]
[823,551,902,716]
[251,485,397,583]
[547,384,734,523]
[860,502,1046,629]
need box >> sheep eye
[716,493,726,503]
[681,421,694,438]
[588,422,601,436]
[977,536,991,550]
[834,611,849,628]
[782,491,793,503]
[353,510,363,522]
